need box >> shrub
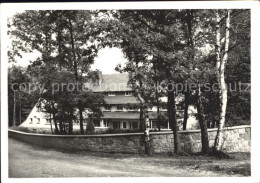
[208,148,231,159]
[86,120,95,134]
[10,126,32,133]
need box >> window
[46,119,50,124]
[37,118,40,124]
[125,91,132,96]
[161,105,167,110]
[132,122,138,129]
[104,120,108,127]
[113,122,120,129]
[123,122,127,129]
[117,106,123,111]
[127,106,137,111]
[29,118,33,124]
[108,92,115,96]
[104,105,111,111]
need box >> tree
[9,10,108,134]
[8,66,39,127]
[113,10,194,154]
[182,10,211,154]
[74,90,105,135]
[214,10,231,151]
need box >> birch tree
[214,10,231,151]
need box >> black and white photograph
[1,1,259,182]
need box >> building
[19,73,198,131]
[19,101,53,131]
[89,73,170,130]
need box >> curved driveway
[9,138,246,177]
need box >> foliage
[86,118,96,134]
[8,65,40,127]
[8,10,250,142]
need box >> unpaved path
[8,138,248,177]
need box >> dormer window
[125,91,132,96]
[108,92,116,96]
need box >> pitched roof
[104,96,139,104]
[91,73,133,92]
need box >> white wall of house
[20,102,198,131]
[185,106,199,130]
[19,104,52,129]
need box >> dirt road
[8,138,249,177]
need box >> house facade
[19,73,198,131]
[88,73,170,130]
[19,101,53,130]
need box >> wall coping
[179,125,251,134]
[8,125,250,138]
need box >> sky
[91,47,127,74]
[11,47,128,74]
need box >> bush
[208,148,231,159]
[86,120,95,134]
[102,128,142,134]
[10,126,32,133]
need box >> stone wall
[9,125,250,154]
[151,125,251,153]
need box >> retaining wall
[9,125,250,154]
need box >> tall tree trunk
[166,69,180,154]
[196,87,210,154]
[214,10,231,151]
[138,79,145,131]
[144,110,152,156]
[59,106,64,134]
[167,84,180,154]
[68,18,78,81]
[13,91,16,127]
[153,65,161,131]
[53,116,58,134]
[183,10,193,131]
[157,104,161,131]
[19,92,22,124]
[139,107,144,130]
[49,113,53,134]
[183,91,190,130]
[79,106,84,135]
[136,91,151,155]
[57,30,63,71]
[51,102,59,134]
[68,110,73,135]
[186,9,209,153]
[59,120,63,134]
